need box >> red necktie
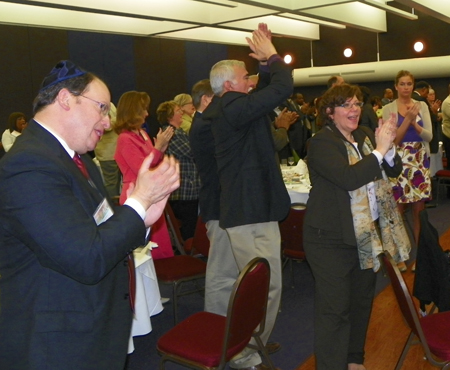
[127,254,136,312]
[73,153,89,179]
[73,153,136,311]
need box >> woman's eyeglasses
[337,102,364,109]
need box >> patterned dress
[390,114,431,203]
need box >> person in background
[381,88,394,106]
[173,93,195,133]
[0,60,179,370]
[203,23,291,370]
[370,96,383,119]
[427,87,442,124]
[412,81,441,179]
[327,75,345,89]
[359,86,378,132]
[157,100,200,241]
[94,103,121,199]
[114,91,175,260]
[441,83,450,169]
[383,70,432,270]
[2,112,27,152]
[304,83,408,370]
[248,74,298,162]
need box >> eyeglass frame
[76,94,111,116]
[336,101,364,109]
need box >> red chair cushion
[157,312,246,367]
[436,170,450,178]
[283,249,306,259]
[154,255,206,281]
[420,311,450,360]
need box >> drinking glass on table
[288,156,295,166]
[281,159,288,168]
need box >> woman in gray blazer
[304,84,409,370]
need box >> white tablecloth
[282,160,310,204]
[286,184,310,204]
[128,243,163,354]
[430,142,444,177]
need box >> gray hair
[210,60,245,96]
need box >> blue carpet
[125,199,450,370]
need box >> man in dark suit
[202,24,292,370]
[189,79,240,318]
[0,61,179,370]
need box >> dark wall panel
[185,41,227,92]
[134,37,187,116]
[313,27,378,67]
[28,27,69,104]
[379,11,450,62]
[273,36,311,69]
[227,45,258,74]
[67,31,135,104]
[0,25,34,130]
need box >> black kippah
[40,60,87,91]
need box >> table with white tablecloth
[282,159,311,204]
[128,243,163,354]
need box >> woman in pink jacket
[114,91,174,259]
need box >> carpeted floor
[125,198,450,370]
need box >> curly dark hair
[317,84,363,127]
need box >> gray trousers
[204,220,239,316]
[226,222,282,369]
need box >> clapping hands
[246,23,277,62]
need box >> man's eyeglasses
[79,95,110,116]
[337,102,364,109]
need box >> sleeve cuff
[372,150,383,165]
[124,197,146,221]
[383,146,396,166]
[259,54,282,73]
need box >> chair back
[220,257,270,364]
[279,203,306,258]
[184,217,210,257]
[378,251,424,339]
[164,203,185,255]
[413,209,450,312]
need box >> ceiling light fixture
[414,41,424,52]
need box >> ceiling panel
[220,15,320,40]
[0,0,448,44]
[0,2,195,35]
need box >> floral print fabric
[390,141,431,203]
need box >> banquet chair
[279,203,306,287]
[154,253,206,325]
[435,169,450,206]
[378,251,450,370]
[183,216,210,257]
[164,203,185,255]
[413,209,450,314]
[155,210,208,325]
[157,257,276,370]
